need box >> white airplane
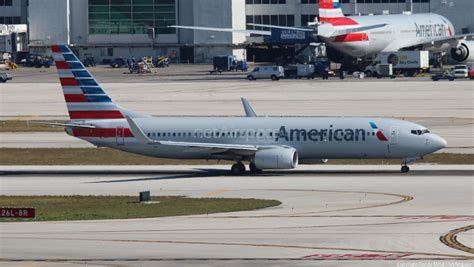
[171,0,474,63]
[50,44,446,174]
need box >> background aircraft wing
[400,33,474,49]
[169,25,271,36]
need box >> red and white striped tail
[319,0,357,26]
[51,45,124,120]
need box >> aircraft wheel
[231,162,246,175]
[401,165,410,173]
[249,162,261,174]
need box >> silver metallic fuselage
[322,13,456,58]
[68,116,447,161]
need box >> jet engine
[254,147,298,170]
[451,40,474,63]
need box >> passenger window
[157,133,161,137]
[147,133,150,137]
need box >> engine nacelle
[451,40,474,63]
[254,147,298,170]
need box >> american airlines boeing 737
[172,0,474,63]
[50,44,446,174]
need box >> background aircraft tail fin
[51,44,125,120]
[319,0,356,25]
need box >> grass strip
[0,148,472,165]
[0,195,281,221]
[0,120,65,132]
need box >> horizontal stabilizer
[246,24,313,32]
[29,121,96,129]
[318,23,387,38]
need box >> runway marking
[203,189,230,197]
[302,253,413,260]
[2,236,473,260]
[440,225,474,254]
[398,216,474,221]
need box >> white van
[247,66,285,81]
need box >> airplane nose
[431,135,447,151]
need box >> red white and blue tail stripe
[52,44,124,120]
[319,0,358,26]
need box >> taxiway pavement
[0,165,473,266]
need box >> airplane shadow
[86,168,472,184]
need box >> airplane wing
[125,116,258,154]
[400,33,474,49]
[241,97,257,117]
[169,25,271,36]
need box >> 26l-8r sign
[0,208,35,218]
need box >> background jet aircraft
[50,44,446,174]
[171,0,474,64]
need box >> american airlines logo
[280,30,306,40]
[193,125,381,142]
[415,23,448,38]
[275,126,366,142]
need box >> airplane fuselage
[69,116,446,161]
[322,13,455,58]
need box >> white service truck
[365,51,430,77]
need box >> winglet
[241,98,257,117]
[125,115,158,144]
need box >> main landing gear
[231,162,246,175]
[230,162,262,175]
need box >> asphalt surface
[1,66,473,153]
[0,165,473,266]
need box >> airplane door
[386,126,399,155]
[390,126,399,145]
[116,127,125,145]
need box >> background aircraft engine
[254,147,299,170]
[451,41,474,63]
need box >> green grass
[0,195,281,221]
[0,120,65,132]
[0,148,472,165]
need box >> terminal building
[5,0,474,62]
[28,0,246,63]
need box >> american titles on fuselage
[414,23,449,38]
[178,126,371,143]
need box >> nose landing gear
[400,157,422,173]
[401,164,410,173]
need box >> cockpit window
[411,129,430,135]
